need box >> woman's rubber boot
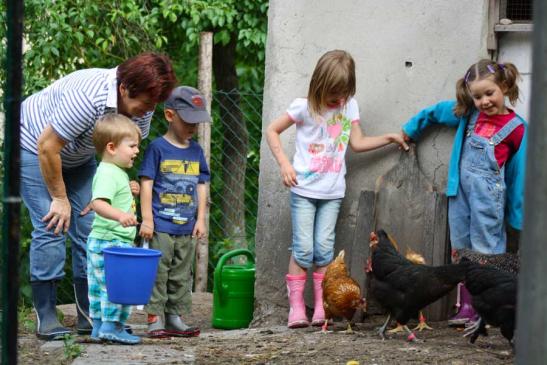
[311,272,326,326]
[286,274,309,328]
[73,278,93,335]
[31,281,72,340]
[99,321,141,344]
[448,283,477,327]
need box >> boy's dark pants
[145,232,196,315]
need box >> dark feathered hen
[462,259,517,346]
[452,249,519,274]
[369,229,473,341]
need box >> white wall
[498,32,533,121]
[254,0,491,320]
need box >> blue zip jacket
[402,100,527,230]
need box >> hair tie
[498,63,505,70]
[464,71,471,84]
[487,64,496,74]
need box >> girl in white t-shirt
[266,50,409,329]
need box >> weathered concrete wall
[498,31,533,120]
[254,0,490,325]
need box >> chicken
[387,247,433,334]
[462,259,517,346]
[452,249,519,274]
[321,250,366,333]
[368,229,473,341]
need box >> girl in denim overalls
[402,59,527,326]
[266,50,409,329]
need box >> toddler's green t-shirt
[89,162,136,243]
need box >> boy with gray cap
[138,86,211,337]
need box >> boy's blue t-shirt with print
[139,137,210,235]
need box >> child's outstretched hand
[388,133,410,151]
[401,131,412,143]
[280,161,298,187]
[118,212,138,227]
[139,220,154,240]
[129,180,140,197]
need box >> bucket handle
[214,249,255,303]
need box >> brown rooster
[321,250,366,333]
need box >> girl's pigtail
[501,62,521,106]
[454,77,474,117]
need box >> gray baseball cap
[164,86,211,124]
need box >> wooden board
[355,145,451,321]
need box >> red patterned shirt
[474,110,524,167]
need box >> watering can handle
[214,249,255,303]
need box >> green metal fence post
[2,0,24,364]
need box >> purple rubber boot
[448,283,477,327]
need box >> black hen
[369,229,472,341]
[452,249,519,274]
[463,259,517,346]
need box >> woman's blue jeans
[21,149,96,282]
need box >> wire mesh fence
[14,89,263,307]
[502,0,533,21]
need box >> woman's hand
[42,197,72,235]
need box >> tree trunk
[213,37,248,248]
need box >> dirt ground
[17,293,514,365]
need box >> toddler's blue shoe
[98,321,141,345]
[90,319,102,343]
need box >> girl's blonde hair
[93,113,141,156]
[307,50,356,116]
[454,59,521,117]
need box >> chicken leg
[463,316,487,343]
[340,321,354,334]
[388,312,432,333]
[387,322,406,334]
[377,314,391,340]
[412,312,433,331]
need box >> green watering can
[212,249,255,329]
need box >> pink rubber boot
[286,274,309,328]
[311,272,326,326]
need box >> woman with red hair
[20,52,177,340]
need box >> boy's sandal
[147,329,170,338]
[163,327,200,337]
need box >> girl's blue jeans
[290,191,342,268]
[21,149,96,282]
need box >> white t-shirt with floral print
[286,97,360,199]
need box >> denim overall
[448,113,523,254]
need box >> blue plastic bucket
[103,247,162,305]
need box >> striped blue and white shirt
[21,67,153,168]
